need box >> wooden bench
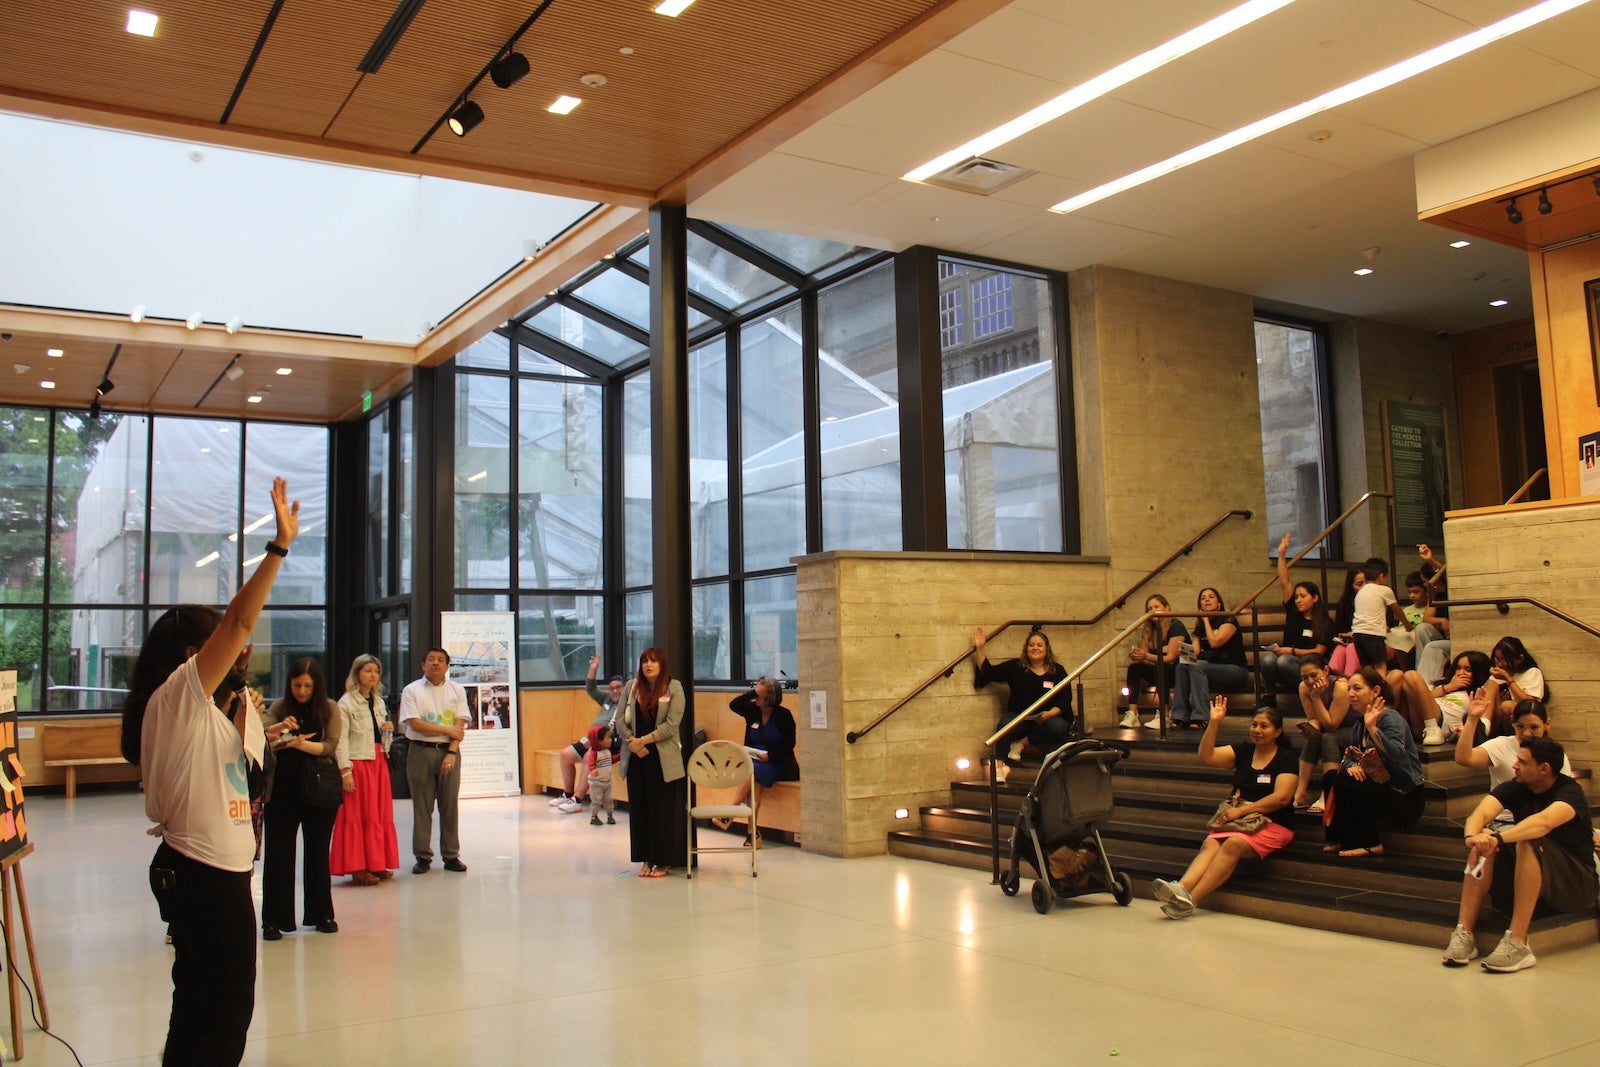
[42,721,126,798]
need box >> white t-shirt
[1513,667,1547,700]
[1352,583,1397,637]
[1478,734,1574,790]
[1436,691,1471,735]
[140,657,266,873]
[399,677,470,741]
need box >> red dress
[329,692,400,875]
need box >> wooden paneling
[1450,319,1540,508]
[1531,236,1600,500]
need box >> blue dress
[730,692,799,788]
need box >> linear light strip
[903,0,1298,183]
[1051,0,1593,213]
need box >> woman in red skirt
[330,654,400,884]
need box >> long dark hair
[1491,636,1538,673]
[121,606,223,764]
[1293,581,1335,648]
[635,647,673,711]
[1141,595,1172,651]
[285,658,334,735]
[1334,567,1363,632]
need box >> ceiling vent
[922,157,1034,196]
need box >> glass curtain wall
[1255,318,1333,557]
[0,405,329,713]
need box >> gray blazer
[616,678,686,783]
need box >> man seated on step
[1453,692,1572,796]
[1441,736,1596,972]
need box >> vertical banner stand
[0,843,47,1060]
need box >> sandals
[645,866,671,878]
[639,864,655,878]
[710,817,732,832]
[349,871,380,886]
[1338,846,1384,859]
[1321,843,1343,854]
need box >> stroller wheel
[1030,881,1051,914]
[999,869,1019,897]
[1112,871,1134,907]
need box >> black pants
[261,753,339,930]
[1324,769,1423,849]
[627,750,687,869]
[149,841,256,1066]
[1352,633,1389,670]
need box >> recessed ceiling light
[247,395,263,403]
[40,380,56,389]
[126,9,158,36]
[275,367,293,376]
[1353,268,1373,276]
[654,0,697,15]
[46,348,63,357]
[906,0,1295,182]
[1490,299,1510,307]
[547,95,582,115]
[618,47,635,55]
[1450,240,1471,248]
[1052,0,1590,214]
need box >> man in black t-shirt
[1441,736,1596,973]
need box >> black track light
[1537,187,1553,215]
[1505,198,1522,225]
[89,400,101,420]
[448,100,484,137]
[489,51,530,89]
[96,377,115,397]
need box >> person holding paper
[720,676,799,846]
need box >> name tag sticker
[1257,773,1271,785]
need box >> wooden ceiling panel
[220,1,388,137]
[0,0,276,122]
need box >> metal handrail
[843,508,1252,744]
[1434,595,1600,642]
[1504,468,1547,506]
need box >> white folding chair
[686,740,757,878]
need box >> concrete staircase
[888,721,1600,953]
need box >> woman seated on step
[1485,636,1547,735]
[1121,595,1204,729]
[1327,567,1366,677]
[1291,654,1356,814]
[973,625,1072,775]
[1321,667,1425,859]
[1190,587,1251,707]
[1151,697,1297,919]
[1410,649,1491,743]
[1258,533,1334,706]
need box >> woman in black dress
[617,647,687,877]
[973,625,1072,769]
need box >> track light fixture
[225,360,245,382]
[185,312,203,330]
[225,316,243,335]
[89,400,101,420]
[448,100,484,137]
[1537,187,1553,215]
[96,377,115,397]
[489,51,530,89]
[130,304,146,323]
[1505,198,1522,225]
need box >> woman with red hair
[617,647,688,877]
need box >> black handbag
[301,757,345,810]
[389,735,411,800]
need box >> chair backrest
[686,739,752,790]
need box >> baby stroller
[998,738,1133,914]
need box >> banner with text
[441,612,521,798]
[1384,400,1449,547]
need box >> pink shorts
[1207,821,1294,859]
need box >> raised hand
[270,477,300,550]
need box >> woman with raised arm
[974,625,1073,770]
[121,477,298,1067]
[1321,667,1425,859]
[1191,587,1251,705]
[1258,533,1334,704]
[1151,696,1297,919]
[721,675,800,846]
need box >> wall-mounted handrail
[1504,468,1547,506]
[1434,595,1600,643]
[844,508,1252,744]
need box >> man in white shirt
[399,648,469,874]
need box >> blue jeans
[1171,664,1207,723]
[1258,652,1302,694]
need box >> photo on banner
[440,613,521,797]
[0,672,27,863]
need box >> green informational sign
[362,391,373,413]
[1385,400,1448,546]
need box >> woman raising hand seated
[1152,696,1298,919]
[974,625,1072,773]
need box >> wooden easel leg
[12,864,46,1030]
[2,867,20,1060]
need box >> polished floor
[14,790,1600,1065]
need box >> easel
[0,843,48,1060]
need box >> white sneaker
[548,794,570,807]
[1119,709,1141,728]
[1441,925,1479,966]
[557,798,584,814]
[1422,721,1445,746]
[1159,900,1194,919]
[1143,717,1161,730]
[1481,931,1536,973]
[1008,740,1025,762]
